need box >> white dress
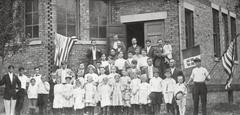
[139,82,151,104]
[98,74,108,85]
[98,84,112,107]
[115,58,126,70]
[85,82,97,106]
[130,78,141,104]
[53,84,64,108]
[162,78,176,104]
[85,73,99,83]
[62,84,74,108]
[73,87,85,110]
[27,84,38,99]
[108,73,118,85]
[138,56,149,68]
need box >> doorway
[126,22,145,48]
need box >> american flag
[222,34,239,89]
[54,33,77,66]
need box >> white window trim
[230,12,236,18]
[120,11,167,23]
[183,2,194,11]
[221,8,228,15]
[211,3,220,11]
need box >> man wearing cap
[187,58,210,115]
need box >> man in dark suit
[0,65,21,115]
[143,58,159,80]
[145,40,155,58]
[128,37,141,55]
[153,39,167,77]
[86,40,102,65]
[169,59,185,82]
[169,59,185,115]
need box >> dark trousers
[192,82,207,115]
[15,89,26,115]
[53,108,62,115]
[37,94,49,115]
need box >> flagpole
[206,33,240,79]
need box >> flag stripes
[222,39,235,76]
[54,33,77,66]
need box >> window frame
[230,17,238,61]
[222,13,229,51]
[56,0,78,38]
[89,0,110,40]
[185,8,195,49]
[24,0,39,39]
[212,8,221,58]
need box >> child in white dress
[162,69,176,115]
[62,77,74,115]
[175,75,187,115]
[53,78,64,115]
[98,77,112,115]
[112,74,124,115]
[115,51,126,73]
[85,75,97,115]
[163,40,173,60]
[139,74,151,114]
[138,49,149,69]
[98,67,108,85]
[85,65,99,83]
[120,70,131,115]
[28,78,38,115]
[108,66,118,86]
[73,80,85,115]
[130,71,141,115]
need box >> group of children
[40,59,187,115]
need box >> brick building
[2,0,240,86]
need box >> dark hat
[193,58,201,62]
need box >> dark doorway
[126,22,145,49]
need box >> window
[231,17,238,61]
[185,9,194,48]
[222,13,229,50]
[56,0,77,37]
[212,9,221,58]
[89,0,109,39]
[25,0,39,38]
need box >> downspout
[178,0,183,69]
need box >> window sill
[29,38,42,45]
[234,61,239,64]
[75,40,107,45]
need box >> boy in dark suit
[0,65,21,115]
[145,40,155,58]
[128,38,141,55]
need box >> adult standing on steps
[186,58,211,115]
[0,65,21,115]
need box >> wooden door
[144,21,165,47]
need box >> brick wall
[181,0,240,84]
[111,0,181,66]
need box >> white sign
[183,55,201,69]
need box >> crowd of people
[0,35,211,115]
